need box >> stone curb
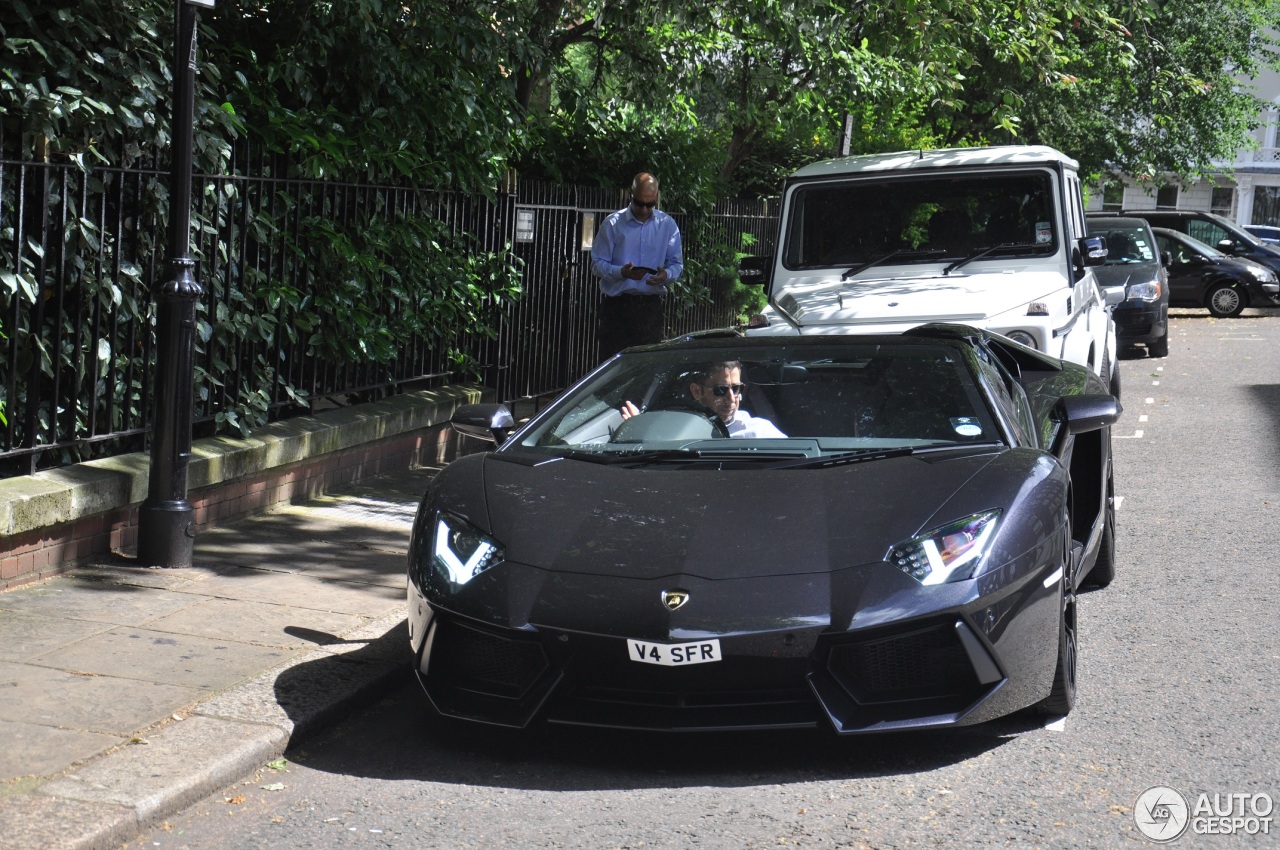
[0,611,411,850]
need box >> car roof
[1087,215,1155,230]
[788,145,1078,180]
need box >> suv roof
[790,145,1078,180]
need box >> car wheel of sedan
[1038,532,1078,717]
[1206,282,1245,318]
[1147,331,1169,358]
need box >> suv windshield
[1090,223,1157,265]
[783,171,1058,270]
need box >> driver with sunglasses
[622,360,786,438]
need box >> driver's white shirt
[727,411,787,438]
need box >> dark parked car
[1086,215,1170,358]
[1245,224,1280,244]
[1151,227,1280,318]
[1119,209,1280,276]
[406,326,1120,734]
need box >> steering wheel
[645,401,731,438]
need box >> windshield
[514,343,1001,459]
[783,170,1058,270]
[1091,223,1157,265]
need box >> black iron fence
[0,133,778,477]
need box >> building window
[1156,185,1179,209]
[1252,186,1280,226]
[1102,181,1124,210]
[1210,188,1235,217]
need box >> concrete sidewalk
[0,465,435,850]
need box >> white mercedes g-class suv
[741,145,1120,394]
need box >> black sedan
[1153,227,1280,317]
[406,325,1120,734]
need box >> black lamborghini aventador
[406,324,1120,734]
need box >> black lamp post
[137,0,212,567]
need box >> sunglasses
[705,383,746,397]
[631,198,658,209]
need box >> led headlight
[432,512,504,586]
[1126,280,1161,302]
[887,510,1001,585]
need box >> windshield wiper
[841,248,945,280]
[943,242,1043,275]
[767,442,1003,469]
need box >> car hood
[770,267,1064,328]
[469,450,1002,580]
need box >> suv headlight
[432,512,505,586]
[887,510,1001,585]
[1248,265,1277,283]
[1126,280,1161,302]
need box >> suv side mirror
[1216,238,1239,254]
[737,255,774,288]
[1074,235,1107,280]
[1161,251,1173,268]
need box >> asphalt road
[131,309,1280,850]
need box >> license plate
[627,638,722,667]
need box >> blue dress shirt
[591,206,684,296]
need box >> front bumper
[406,545,1064,734]
[1112,301,1167,344]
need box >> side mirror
[1103,286,1126,308]
[1059,394,1121,434]
[1078,235,1108,267]
[1216,238,1238,254]
[737,254,774,288]
[450,403,516,444]
[1161,251,1172,268]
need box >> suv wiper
[841,248,945,280]
[767,441,1002,469]
[943,242,1045,275]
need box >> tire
[1206,282,1246,318]
[1082,460,1116,589]
[1037,529,1078,717]
[1147,330,1169,358]
[1100,349,1121,399]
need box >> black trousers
[598,293,664,361]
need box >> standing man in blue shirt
[591,172,684,360]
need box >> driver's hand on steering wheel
[620,400,641,420]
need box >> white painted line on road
[1117,430,1144,439]
[1145,397,1154,404]
[1115,496,1124,510]
[1044,717,1067,732]
[1139,415,1148,422]
[1152,380,1160,386]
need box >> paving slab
[0,719,123,779]
[0,577,203,626]
[139,596,364,648]
[32,627,295,691]
[0,610,115,662]
[0,660,201,735]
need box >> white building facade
[1086,65,1280,225]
